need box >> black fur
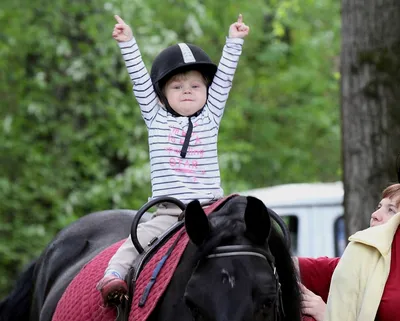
[0,261,36,321]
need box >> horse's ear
[185,200,211,246]
[244,196,271,245]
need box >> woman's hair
[382,183,400,208]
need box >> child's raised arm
[112,15,133,42]
[206,14,248,125]
[114,14,158,127]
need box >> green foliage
[0,0,340,297]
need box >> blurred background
[1,0,342,297]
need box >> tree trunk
[341,0,400,236]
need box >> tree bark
[341,0,400,236]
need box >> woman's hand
[229,14,250,38]
[112,15,133,42]
[300,283,326,321]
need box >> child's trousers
[104,203,182,279]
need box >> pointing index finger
[114,15,125,25]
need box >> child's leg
[104,213,178,278]
[97,204,182,304]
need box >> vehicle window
[334,216,346,257]
[281,215,299,255]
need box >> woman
[298,182,400,321]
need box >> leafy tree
[0,0,340,297]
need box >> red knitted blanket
[52,197,231,321]
[52,240,124,321]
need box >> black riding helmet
[150,43,217,117]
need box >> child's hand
[229,14,250,38]
[112,15,133,42]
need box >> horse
[0,195,301,321]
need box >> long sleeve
[118,38,159,127]
[299,257,340,303]
[207,37,244,126]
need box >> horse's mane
[268,224,302,320]
[0,260,36,321]
[191,196,302,321]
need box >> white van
[241,181,346,258]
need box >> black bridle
[206,245,285,321]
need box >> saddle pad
[129,228,189,320]
[52,196,235,321]
[52,240,124,321]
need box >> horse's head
[183,196,288,321]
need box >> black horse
[0,196,301,321]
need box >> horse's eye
[257,300,274,314]
[254,301,274,321]
[191,307,206,321]
[263,298,274,308]
[186,299,206,321]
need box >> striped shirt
[119,37,244,204]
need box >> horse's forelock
[209,196,247,223]
[192,196,254,263]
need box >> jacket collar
[349,212,400,256]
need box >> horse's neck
[150,243,197,321]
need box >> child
[97,13,249,305]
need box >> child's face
[163,70,207,116]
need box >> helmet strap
[164,102,181,117]
[180,117,193,158]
